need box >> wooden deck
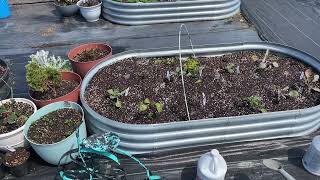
[1,0,320,179]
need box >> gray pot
[55,3,79,17]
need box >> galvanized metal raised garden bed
[81,42,320,154]
[102,0,240,25]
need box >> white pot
[77,0,102,22]
[0,98,37,149]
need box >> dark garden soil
[31,80,79,100]
[4,148,30,167]
[0,100,34,134]
[74,48,110,62]
[85,51,320,124]
[27,108,82,144]
[55,0,78,6]
[80,0,101,7]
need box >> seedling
[302,69,320,92]
[226,63,236,74]
[65,119,76,127]
[246,96,267,113]
[183,58,200,77]
[107,88,126,108]
[138,98,164,119]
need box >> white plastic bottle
[196,149,227,180]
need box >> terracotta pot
[68,43,112,78]
[29,71,82,108]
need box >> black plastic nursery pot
[4,148,30,177]
[80,42,320,154]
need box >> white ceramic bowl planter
[0,98,37,149]
[77,0,102,22]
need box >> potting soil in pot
[79,0,100,7]
[85,51,320,124]
[74,48,110,62]
[27,108,82,144]
[0,100,34,134]
[30,80,79,100]
[4,148,30,167]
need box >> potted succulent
[77,0,102,22]
[68,43,112,78]
[54,0,79,17]
[80,43,320,154]
[26,50,82,108]
[4,147,30,177]
[0,98,37,149]
[23,101,87,165]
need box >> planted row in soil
[0,100,34,134]
[30,80,79,100]
[85,51,320,124]
[27,108,82,144]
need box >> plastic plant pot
[0,98,37,149]
[77,0,102,22]
[23,101,87,165]
[4,148,30,177]
[68,43,112,78]
[54,3,79,17]
[28,71,82,108]
[0,0,10,19]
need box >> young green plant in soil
[27,108,82,144]
[138,98,163,119]
[85,51,320,124]
[0,99,34,134]
[26,50,79,100]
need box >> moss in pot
[55,0,80,17]
[26,50,81,108]
[4,148,30,177]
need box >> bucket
[0,0,10,19]
[23,101,87,165]
[197,149,227,180]
[302,135,320,176]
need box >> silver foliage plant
[29,50,72,71]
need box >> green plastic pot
[23,101,87,165]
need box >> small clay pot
[4,148,30,177]
[29,71,82,108]
[68,43,112,78]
